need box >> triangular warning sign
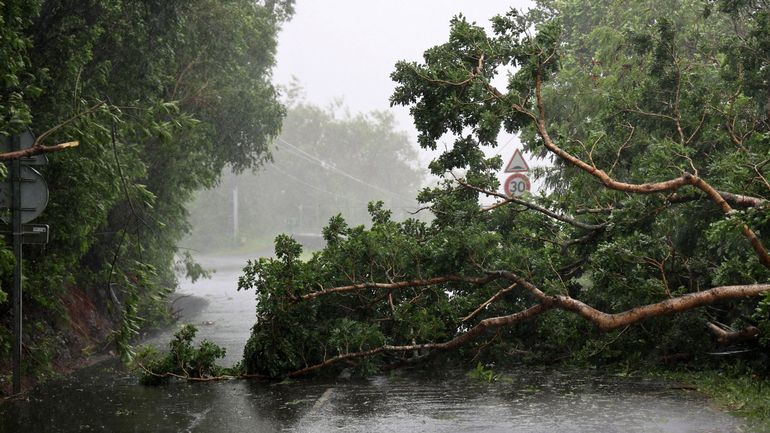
[504,149,529,173]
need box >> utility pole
[232,185,239,244]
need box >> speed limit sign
[504,173,530,197]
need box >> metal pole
[232,186,238,244]
[11,135,23,395]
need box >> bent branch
[668,191,767,208]
[716,191,767,208]
[491,269,770,330]
[285,277,770,377]
[287,304,548,377]
[551,285,770,331]
[461,283,517,322]
[524,66,770,268]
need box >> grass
[663,370,770,432]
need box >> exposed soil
[0,286,116,397]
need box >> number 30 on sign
[504,173,530,197]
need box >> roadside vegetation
[138,0,770,426]
[665,370,770,430]
[233,0,770,381]
[3,0,770,428]
[0,0,294,393]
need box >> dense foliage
[136,324,230,385]
[186,93,424,250]
[0,0,292,387]
[239,0,770,378]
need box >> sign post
[502,149,531,197]
[1,131,50,395]
[11,135,22,395]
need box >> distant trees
[186,95,425,250]
[0,0,292,378]
[239,0,770,378]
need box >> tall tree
[186,96,424,250]
[0,0,292,384]
[239,0,770,378]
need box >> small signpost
[1,131,50,395]
[22,224,50,244]
[502,149,531,197]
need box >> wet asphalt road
[0,253,750,433]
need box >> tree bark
[0,141,79,161]
[706,322,760,345]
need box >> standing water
[0,254,750,433]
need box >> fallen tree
[279,278,770,377]
[239,0,770,377]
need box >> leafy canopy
[238,0,770,378]
[0,0,293,370]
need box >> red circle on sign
[504,173,531,197]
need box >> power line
[269,162,419,209]
[270,164,345,199]
[493,133,518,157]
[276,136,415,202]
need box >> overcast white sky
[273,0,535,177]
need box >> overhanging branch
[524,64,770,268]
[0,102,104,161]
[0,141,79,161]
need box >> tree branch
[459,180,606,231]
[529,65,770,268]
[286,303,548,377]
[298,274,500,301]
[491,269,770,331]
[706,322,760,345]
[461,283,517,322]
[0,141,79,161]
[667,191,767,208]
[136,362,236,382]
[33,101,104,146]
[0,102,104,161]
[284,272,770,377]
